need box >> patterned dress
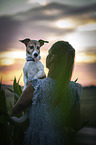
[23,77,82,145]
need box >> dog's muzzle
[32,50,39,59]
[31,50,41,61]
[34,52,38,58]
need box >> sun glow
[76,52,96,63]
[77,23,96,31]
[56,19,76,29]
[27,0,47,5]
[0,50,26,59]
[0,58,15,66]
[0,50,26,66]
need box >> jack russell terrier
[20,38,49,90]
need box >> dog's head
[19,38,49,61]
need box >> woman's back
[24,77,82,145]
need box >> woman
[13,41,82,145]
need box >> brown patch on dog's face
[19,38,49,58]
[27,40,40,55]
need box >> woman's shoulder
[67,81,82,105]
[69,80,82,90]
[69,80,82,87]
[68,81,82,96]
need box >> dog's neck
[26,52,41,62]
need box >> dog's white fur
[23,59,45,90]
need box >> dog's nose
[34,53,38,57]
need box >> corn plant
[0,76,29,145]
[7,75,22,117]
[0,82,13,145]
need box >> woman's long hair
[50,41,75,109]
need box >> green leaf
[9,101,13,113]
[0,88,7,113]
[7,88,19,98]
[18,74,22,83]
[74,78,78,82]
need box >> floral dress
[23,77,82,145]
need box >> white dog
[20,38,49,90]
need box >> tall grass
[0,76,28,145]
[7,76,22,117]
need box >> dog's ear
[38,39,49,47]
[19,38,30,47]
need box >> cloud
[0,0,96,16]
[64,31,96,51]
[0,2,96,53]
[62,3,96,16]
[16,2,96,21]
[47,0,96,6]
[0,16,22,51]
[0,0,40,16]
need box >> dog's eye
[37,46,40,50]
[29,46,34,49]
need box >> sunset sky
[0,0,96,86]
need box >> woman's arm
[13,82,34,114]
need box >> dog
[19,38,49,90]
